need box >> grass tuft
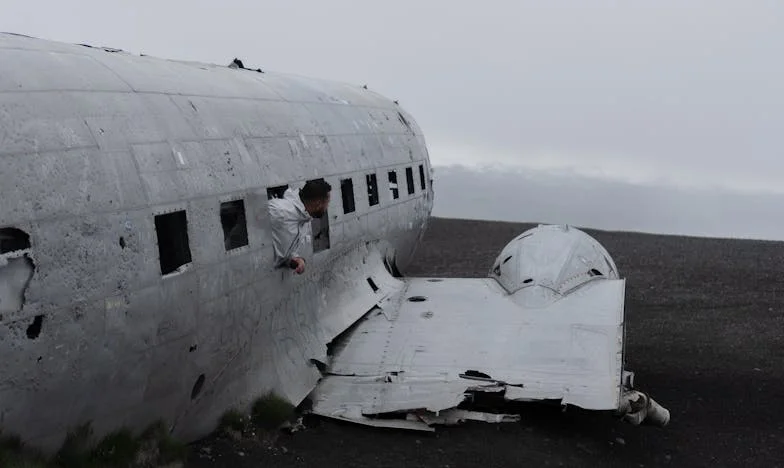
[219,409,247,433]
[251,392,296,429]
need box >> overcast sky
[2,1,783,240]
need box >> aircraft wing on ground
[308,225,669,430]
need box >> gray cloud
[431,165,784,241]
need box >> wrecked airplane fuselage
[0,32,666,454]
[0,32,431,452]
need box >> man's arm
[268,200,306,272]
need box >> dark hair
[299,179,332,202]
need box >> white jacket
[268,187,312,267]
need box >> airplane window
[220,199,249,251]
[405,167,415,195]
[341,178,356,214]
[266,185,288,200]
[388,170,399,199]
[419,164,426,190]
[366,173,379,206]
[154,210,192,275]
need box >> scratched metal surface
[0,32,432,452]
[311,225,626,428]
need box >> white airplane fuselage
[0,33,433,451]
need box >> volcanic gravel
[186,218,784,468]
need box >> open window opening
[341,178,356,214]
[388,171,399,199]
[405,167,415,195]
[366,173,379,206]
[0,228,30,254]
[154,210,192,276]
[220,199,249,251]
[419,164,426,191]
[308,178,331,253]
[266,185,288,200]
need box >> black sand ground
[186,218,784,468]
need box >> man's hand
[291,257,305,274]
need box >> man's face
[308,195,330,218]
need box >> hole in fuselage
[119,237,126,249]
[523,278,533,284]
[367,277,379,292]
[191,374,205,400]
[0,227,31,253]
[407,296,427,302]
[463,370,492,379]
[26,315,43,339]
[589,269,603,277]
[503,256,513,264]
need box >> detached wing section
[309,225,641,430]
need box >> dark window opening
[0,228,31,254]
[388,171,399,199]
[220,199,249,251]
[154,210,192,275]
[366,173,379,206]
[405,167,415,195]
[367,277,379,292]
[341,178,356,214]
[266,185,288,200]
[312,215,330,253]
[419,164,426,190]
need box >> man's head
[299,179,332,218]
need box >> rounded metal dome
[489,225,619,305]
